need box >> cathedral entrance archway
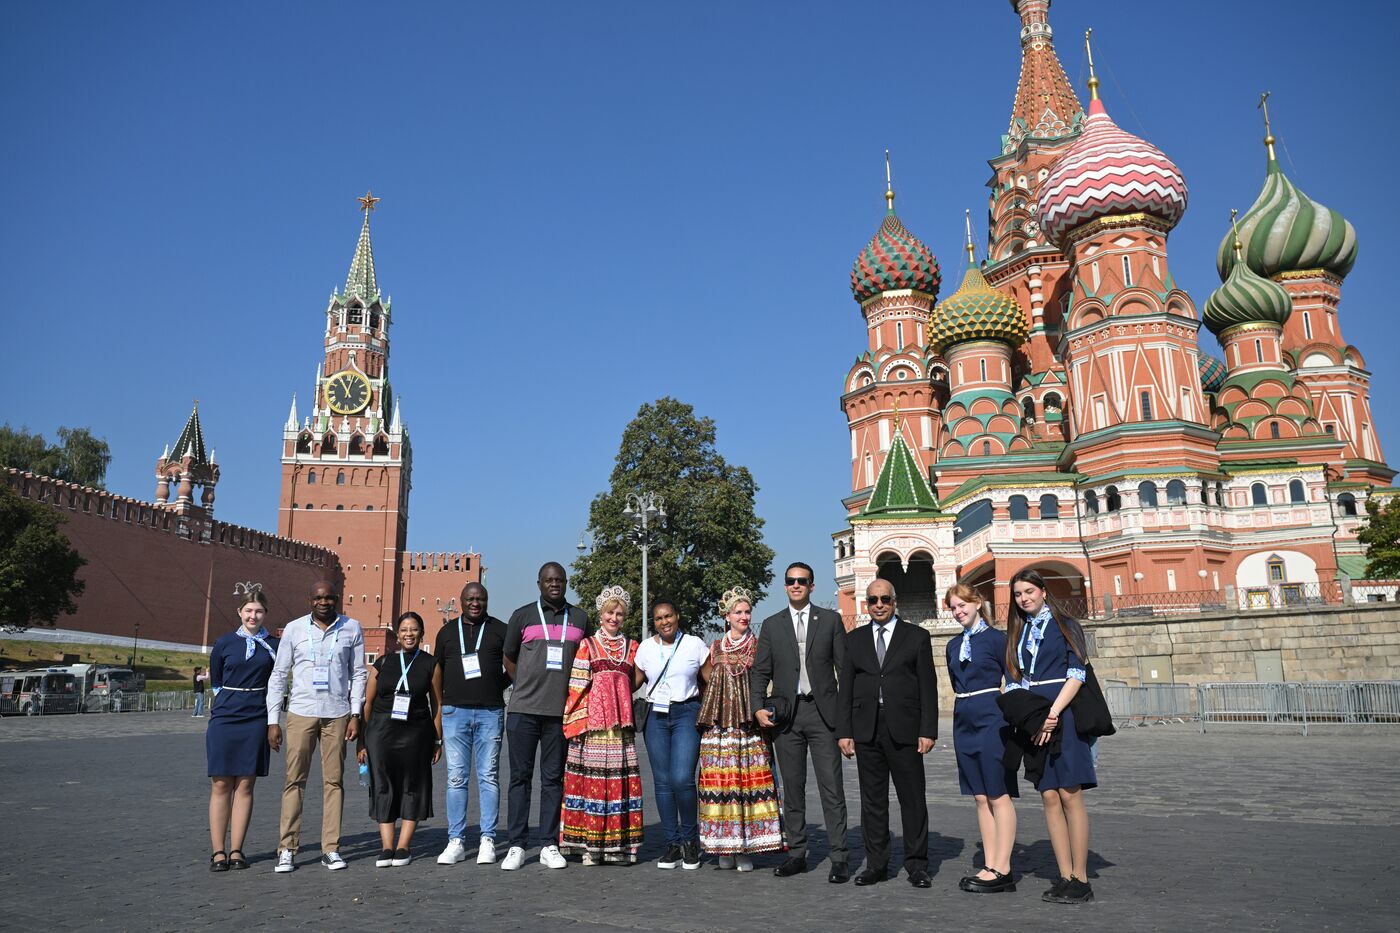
[876,549,937,623]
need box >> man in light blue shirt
[266,581,368,872]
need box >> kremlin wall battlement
[5,467,340,649]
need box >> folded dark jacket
[997,689,1061,787]
[1069,664,1116,739]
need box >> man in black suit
[836,578,938,888]
[751,562,850,883]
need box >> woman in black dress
[357,611,443,866]
[206,584,279,871]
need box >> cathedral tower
[277,193,411,627]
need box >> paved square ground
[2,713,1397,931]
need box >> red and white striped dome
[1036,99,1188,248]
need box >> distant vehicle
[0,670,82,716]
[51,664,143,712]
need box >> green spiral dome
[1203,251,1293,335]
[1217,159,1358,280]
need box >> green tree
[0,483,86,633]
[0,424,111,488]
[1358,494,1400,579]
[571,397,775,637]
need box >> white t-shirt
[634,633,710,703]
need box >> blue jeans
[442,705,505,842]
[643,697,701,845]
[193,693,205,716]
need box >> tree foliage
[1358,494,1400,579]
[0,425,111,488]
[571,398,775,637]
[0,483,86,633]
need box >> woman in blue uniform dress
[1004,568,1096,904]
[944,582,1018,894]
[206,584,279,871]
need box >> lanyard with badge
[647,635,682,714]
[307,617,342,692]
[391,649,420,720]
[457,617,487,680]
[537,602,568,671]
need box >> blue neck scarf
[1021,605,1055,676]
[959,618,988,663]
[237,626,276,661]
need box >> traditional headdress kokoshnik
[719,586,755,615]
[595,584,632,613]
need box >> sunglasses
[785,577,812,586]
[868,595,895,605]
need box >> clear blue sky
[4,1,1398,624]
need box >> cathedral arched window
[1270,422,1281,440]
[1105,486,1122,512]
[1166,480,1187,506]
[1121,255,1133,288]
[1009,495,1029,521]
[369,311,381,332]
[336,471,346,486]
[307,471,316,485]
[1288,480,1305,503]
[1023,398,1036,422]
[1039,494,1059,520]
[1137,481,1159,508]
[1338,492,1358,517]
[347,307,363,325]
[1251,483,1268,506]
[1044,393,1062,413]
[1083,490,1099,515]
[979,359,987,381]
[981,440,991,457]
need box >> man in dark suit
[836,578,938,888]
[752,562,850,883]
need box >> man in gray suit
[752,562,850,883]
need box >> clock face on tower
[325,370,371,415]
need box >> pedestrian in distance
[836,578,938,889]
[500,562,587,871]
[944,582,1018,894]
[206,583,279,872]
[266,580,369,873]
[357,611,443,867]
[193,666,209,718]
[751,561,851,883]
[433,581,511,867]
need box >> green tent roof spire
[862,408,941,518]
[169,403,210,467]
[343,191,380,300]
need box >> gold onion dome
[929,253,1028,355]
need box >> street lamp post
[128,623,140,668]
[623,492,665,639]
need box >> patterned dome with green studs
[1217,159,1358,280]
[1197,353,1228,393]
[1203,254,1292,336]
[928,260,1028,354]
[851,209,941,303]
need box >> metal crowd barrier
[1103,681,1196,726]
[1197,681,1400,735]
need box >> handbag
[633,634,682,732]
[1070,662,1116,739]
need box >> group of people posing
[203,562,1100,904]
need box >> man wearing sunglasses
[751,562,850,883]
[836,578,938,889]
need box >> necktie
[795,610,810,695]
[876,624,887,666]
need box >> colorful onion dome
[851,196,941,303]
[929,256,1028,354]
[1216,159,1358,280]
[1197,353,1228,393]
[1203,246,1293,335]
[1036,98,1189,248]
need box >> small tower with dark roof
[155,402,220,538]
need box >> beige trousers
[278,711,350,854]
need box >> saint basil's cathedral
[832,0,1388,626]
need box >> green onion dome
[1203,249,1293,335]
[1217,159,1357,280]
[851,201,941,303]
[929,257,1028,354]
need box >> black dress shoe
[963,868,1016,893]
[828,864,850,884]
[908,869,932,888]
[1050,877,1094,903]
[1042,877,1071,902]
[854,868,886,886]
[773,856,807,878]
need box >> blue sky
[4,1,1398,624]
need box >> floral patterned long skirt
[697,725,783,854]
[560,725,644,857]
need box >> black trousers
[773,697,848,864]
[505,712,565,848]
[855,706,928,875]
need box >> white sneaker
[437,839,467,865]
[274,849,295,873]
[321,852,347,871]
[736,855,754,872]
[716,855,735,870]
[539,844,567,869]
[476,838,497,864]
[500,846,525,871]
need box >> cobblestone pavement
[2,714,1397,932]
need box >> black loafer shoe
[908,869,932,888]
[1042,877,1071,902]
[828,864,850,884]
[773,856,807,878]
[964,869,1016,893]
[854,868,886,886]
[1052,878,1094,903]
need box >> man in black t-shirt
[432,582,511,866]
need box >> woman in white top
[633,599,710,871]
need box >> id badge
[391,693,411,721]
[546,645,565,671]
[461,653,482,680]
[312,666,330,691]
[651,683,672,714]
